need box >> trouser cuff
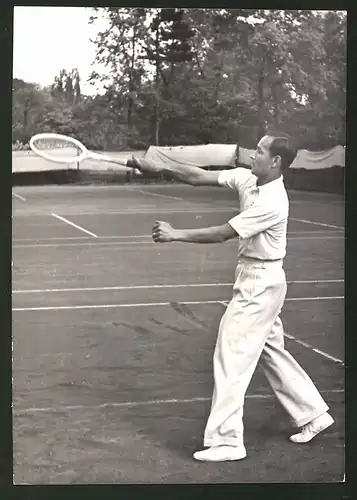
[293,405,329,428]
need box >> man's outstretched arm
[152,221,238,244]
[127,156,223,186]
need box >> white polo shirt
[218,168,289,260]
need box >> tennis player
[128,131,335,462]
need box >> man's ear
[273,155,282,169]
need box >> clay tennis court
[12,184,344,484]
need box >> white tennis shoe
[193,445,247,462]
[290,412,334,443]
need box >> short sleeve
[218,167,256,193]
[228,202,283,239]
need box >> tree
[89,7,195,146]
[72,69,82,103]
[190,9,346,148]
[12,9,346,152]
[51,68,82,104]
[320,11,346,145]
[144,8,195,144]
[12,79,45,142]
[65,72,73,103]
[89,8,149,147]
[51,69,67,99]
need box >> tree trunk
[127,26,137,145]
[127,99,133,129]
[127,98,133,149]
[272,83,279,127]
[213,52,224,104]
[23,100,30,131]
[257,65,265,141]
[154,30,160,146]
[155,84,160,146]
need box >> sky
[13,7,339,98]
[12,6,266,97]
[13,6,108,95]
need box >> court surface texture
[12,184,344,484]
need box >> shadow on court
[12,303,344,484]
[13,393,344,484]
[12,185,345,484]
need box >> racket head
[29,133,88,164]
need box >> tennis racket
[29,133,130,167]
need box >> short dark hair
[265,130,297,170]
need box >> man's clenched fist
[152,220,176,243]
[128,156,163,173]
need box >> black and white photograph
[12,7,345,484]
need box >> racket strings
[32,137,82,160]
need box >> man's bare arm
[152,221,238,244]
[127,156,223,186]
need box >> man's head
[250,131,297,183]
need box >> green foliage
[12,140,30,151]
[51,68,81,104]
[12,9,346,151]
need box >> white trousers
[203,257,329,448]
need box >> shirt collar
[256,176,284,191]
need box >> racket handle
[126,158,137,169]
[89,151,129,166]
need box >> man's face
[250,135,275,178]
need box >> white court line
[12,234,344,248]
[12,240,154,248]
[284,333,344,365]
[290,217,343,230]
[71,207,232,214]
[12,191,26,202]
[12,296,343,312]
[11,230,344,242]
[12,235,153,242]
[288,230,343,234]
[13,389,344,416]
[11,300,237,312]
[52,213,98,238]
[221,296,343,306]
[220,299,344,364]
[12,279,344,294]
[13,207,235,217]
[287,235,343,240]
[286,296,343,301]
[126,188,185,201]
